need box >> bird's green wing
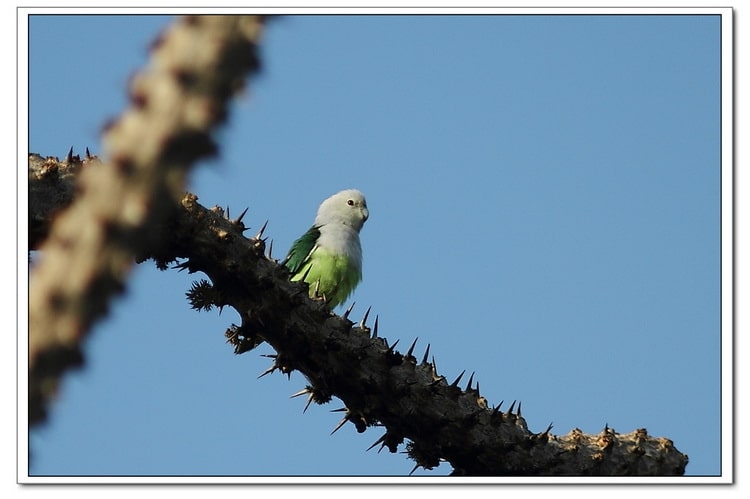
[284,225,321,275]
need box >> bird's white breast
[316,223,363,272]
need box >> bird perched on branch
[284,189,369,309]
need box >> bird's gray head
[314,189,369,231]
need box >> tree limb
[28,155,689,476]
[27,15,266,425]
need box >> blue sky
[22,11,729,480]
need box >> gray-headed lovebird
[284,189,369,309]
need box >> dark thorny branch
[28,153,688,476]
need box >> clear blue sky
[24,12,727,479]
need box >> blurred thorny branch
[27,14,688,476]
[28,15,265,425]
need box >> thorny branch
[27,15,266,425]
[28,153,688,476]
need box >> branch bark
[28,15,265,425]
[28,155,689,476]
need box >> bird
[284,189,369,309]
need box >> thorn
[225,329,238,344]
[343,301,356,320]
[85,147,92,159]
[65,146,73,163]
[545,422,554,435]
[409,463,420,476]
[173,260,190,272]
[366,433,387,452]
[226,205,230,219]
[267,239,274,259]
[507,400,516,415]
[359,306,372,328]
[257,362,278,379]
[255,219,268,239]
[604,423,609,432]
[313,278,321,297]
[372,315,379,338]
[475,381,480,397]
[450,370,466,388]
[406,337,418,358]
[289,388,310,399]
[421,344,431,365]
[236,206,249,224]
[466,372,475,391]
[303,393,315,413]
[330,407,348,413]
[330,417,349,435]
[491,403,502,415]
[517,401,522,417]
[386,339,400,354]
[431,356,438,374]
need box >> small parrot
[284,189,369,309]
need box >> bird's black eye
[347,199,355,206]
